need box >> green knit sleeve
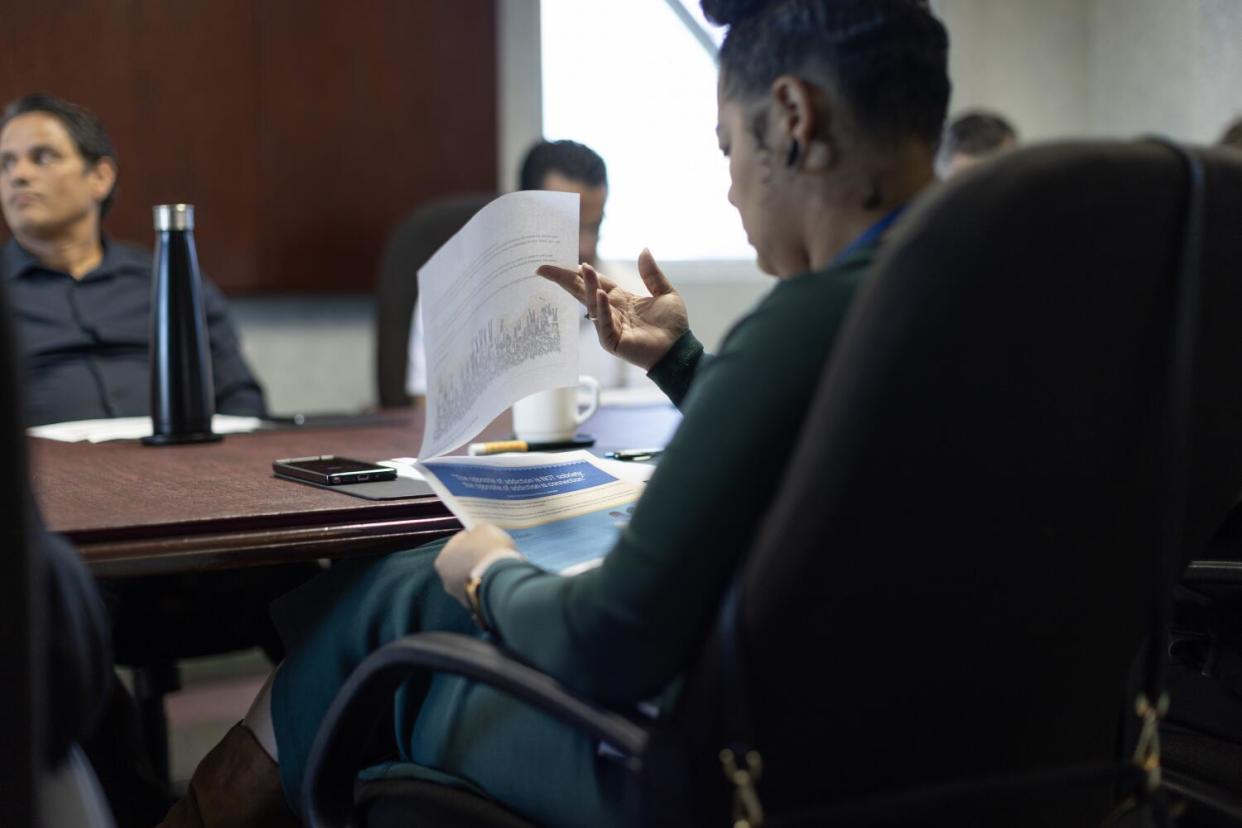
[646,330,709,409]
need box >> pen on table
[605,448,665,462]
[468,439,586,456]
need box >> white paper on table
[417,191,580,460]
[27,414,264,443]
[378,457,427,480]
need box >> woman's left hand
[434,524,519,608]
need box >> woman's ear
[770,75,834,171]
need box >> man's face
[0,111,113,240]
[541,171,607,265]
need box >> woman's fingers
[537,264,587,304]
[595,289,618,349]
[582,264,602,320]
[637,248,674,296]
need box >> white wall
[1087,0,1242,143]
[232,297,376,416]
[497,0,543,192]
[937,0,1242,144]
[936,0,1090,142]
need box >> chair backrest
[374,193,493,408]
[681,143,1242,825]
[0,280,40,823]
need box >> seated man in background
[0,93,264,425]
[1221,117,1242,150]
[0,93,311,826]
[406,138,650,399]
[936,109,1019,179]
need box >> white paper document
[416,450,646,574]
[417,191,580,460]
[27,414,264,443]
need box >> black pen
[605,448,665,462]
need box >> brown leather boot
[156,722,300,827]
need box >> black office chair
[1160,542,1242,826]
[374,193,494,408]
[303,142,1242,826]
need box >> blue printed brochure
[415,450,651,574]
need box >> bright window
[541,0,751,261]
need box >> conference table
[29,403,681,578]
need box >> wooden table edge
[77,514,463,577]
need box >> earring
[785,139,800,168]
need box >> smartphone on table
[272,455,398,485]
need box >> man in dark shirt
[0,93,264,424]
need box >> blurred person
[2,258,113,779]
[161,1,950,826]
[936,109,1018,179]
[1220,117,1242,151]
[406,138,649,398]
[0,94,313,826]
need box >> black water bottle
[143,203,221,445]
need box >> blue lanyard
[830,205,907,268]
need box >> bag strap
[712,142,1209,827]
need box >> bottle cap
[153,204,195,231]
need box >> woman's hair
[702,0,950,149]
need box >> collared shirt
[1,236,266,426]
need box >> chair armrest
[1182,559,1242,587]
[303,631,651,828]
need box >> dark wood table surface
[30,404,682,577]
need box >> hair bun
[700,0,769,27]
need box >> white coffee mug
[512,376,601,442]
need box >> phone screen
[273,455,397,485]
[285,458,386,474]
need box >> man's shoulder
[1,236,34,280]
[103,238,154,270]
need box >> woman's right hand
[538,249,689,371]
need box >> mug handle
[575,375,601,425]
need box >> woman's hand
[434,524,519,609]
[538,249,689,371]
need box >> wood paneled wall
[0,0,497,294]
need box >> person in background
[159,0,950,825]
[406,138,649,398]
[0,93,265,426]
[0,94,312,826]
[936,109,1018,179]
[1220,117,1242,151]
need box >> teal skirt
[270,541,632,827]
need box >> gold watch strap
[465,572,489,631]
[463,550,524,632]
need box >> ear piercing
[785,139,800,168]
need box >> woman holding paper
[159,1,950,825]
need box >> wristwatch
[464,550,523,631]
[465,570,489,631]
